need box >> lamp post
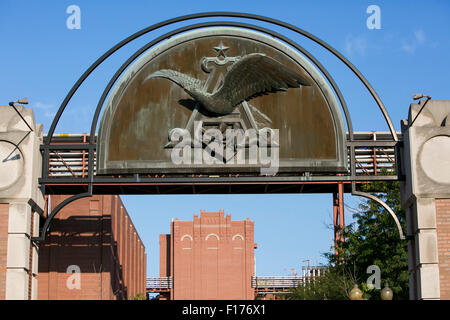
[409,93,432,128]
[380,282,393,300]
[8,98,33,131]
[349,284,363,300]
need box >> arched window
[181,234,193,249]
[205,233,220,241]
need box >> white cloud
[35,101,56,118]
[414,29,426,45]
[343,29,428,57]
[344,34,369,57]
[401,29,426,54]
[401,41,416,54]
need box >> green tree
[336,177,409,299]
[290,172,409,300]
[129,292,147,300]
[288,266,354,300]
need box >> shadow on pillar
[37,216,128,300]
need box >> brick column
[0,204,9,299]
[400,100,450,300]
[0,105,44,300]
[436,199,450,299]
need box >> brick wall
[0,204,8,299]
[164,210,255,300]
[38,195,146,300]
[436,198,450,299]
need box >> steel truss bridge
[33,130,404,243]
[146,266,327,297]
[42,131,401,195]
[146,276,319,293]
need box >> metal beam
[351,182,405,240]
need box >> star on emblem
[213,42,229,58]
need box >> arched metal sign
[35,12,404,241]
[97,27,347,175]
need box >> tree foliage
[129,292,147,300]
[289,172,409,300]
[288,266,354,300]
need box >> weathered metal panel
[97,27,347,175]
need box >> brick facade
[161,210,255,300]
[436,198,450,299]
[0,204,8,299]
[38,195,146,300]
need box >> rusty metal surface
[46,132,398,178]
[98,28,347,174]
[41,130,401,196]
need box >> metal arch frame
[45,11,397,144]
[32,184,93,242]
[37,12,403,242]
[92,21,351,172]
[351,182,405,240]
[90,23,354,139]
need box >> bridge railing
[300,265,327,278]
[252,276,305,288]
[42,132,400,178]
[146,277,173,290]
[253,266,327,289]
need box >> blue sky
[1,1,449,277]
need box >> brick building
[38,195,146,300]
[436,199,450,299]
[159,210,256,300]
[0,204,10,299]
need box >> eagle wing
[143,69,203,92]
[213,53,311,107]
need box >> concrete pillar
[0,104,44,300]
[400,100,450,300]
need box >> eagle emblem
[143,52,311,116]
[142,43,311,162]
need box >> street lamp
[9,98,29,105]
[380,282,393,300]
[409,93,432,128]
[7,98,33,131]
[349,284,363,300]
